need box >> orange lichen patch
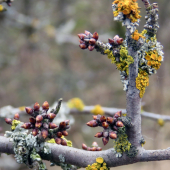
[145,50,162,70]
[67,98,84,111]
[113,0,141,22]
[131,30,145,41]
[91,105,104,115]
[136,70,149,98]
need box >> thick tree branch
[1,136,170,168]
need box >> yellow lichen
[136,70,149,98]
[46,138,55,143]
[157,119,164,127]
[18,106,25,111]
[91,105,104,115]
[96,157,104,164]
[67,98,84,111]
[0,5,4,12]
[104,47,134,76]
[11,120,21,130]
[86,157,109,170]
[113,0,141,22]
[145,50,162,70]
[131,30,145,41]
[141,141,146,147]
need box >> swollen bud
[14,113,20,120]
[42,101,49,110]
[94,132,103,138]
[116,121,124,127]
[109,132,117,139]
[55,138,62,145]
[34,102,40,111]
[49,123,58,129]
[82,143,87,150]
[61,139,67,146]
[25,107,33,115]
[62,131,68,136]
[36,115,43,122]
[5,118,12,125]
[102,137,109,145]
[41,129,48,139]
[86,120,98,127]
[32,129,39,136]
[21,123,31,129]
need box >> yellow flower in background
[91,105,104,115]
[0,5,4,12]
[67,98,84,111]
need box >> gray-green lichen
[4,122,50,170]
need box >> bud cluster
[78,30,99,51]
[82,141,102,151]
[86,111,124,145]
[5,99,70,146]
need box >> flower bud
[64,120,70,125]
[106,117,114,124]
[43,123,49,129]
[34,102,40,111]
[21,123,31,129]
[47,113,56,119]
[92,141,98,147]
[91,147,97,151]
[89,38,96,45]
[61,139,67,146]
[29,118,36,124]
[25,107,33,115]
[42,101,49,110]
[57,131,62,138]
[32,129,39,136]
[79,43,87,49]
[86,120,98,127]
[41,129,48,139]
[102,137,109,145]
[114,111,122,118]
[93,115,97,120]
[85,30,92,37]
[78,33,86,40]
[109,132,117,139]
[62,130,68,136]
[36,115,43,122]
[14,113,19,120]
[94,132,103,138]
[92,32,99,40]
[100,116,106,122]
[88,45,95,51]
[35,122,42,128]
[116,121,124,127]
[102,122,109,129]
[49,123,58,129]
[82,143,87,150]
[5,118,12,125]
[59,122,66,129]
[96,147,102,151]
[55,137,61,145]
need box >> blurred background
[0,0,170,169]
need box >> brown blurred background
[0,0,170,169]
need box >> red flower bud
[57,131,62,138]
[62,130,68,136]
[14,113,19,120]
[41,129,48,139]
[92,32,99,40]
[88,45,95,51]
[36,115,43,122]
[86,120,98,127]
[55,138,61,145]
[102,122,109,129]
[47,113,56,119]
[5,118,12,125]
[21,123,31,129]
[78,33,86,40]
[114,111,122,118]
[42,101,49,110]
[79,43,88,49]
[35,122,42,128]
[116,121,124,127]
[32,129,39,136]
[49,123,58,129]
[34,102,40,111]
[61,139,67,146]
[25,107,33,115]
[82,143,87,150]
[89,38,96,45]
[102,137,109,145]
[91,147,97,151]
[100,116,106,122]
[94,132,103,138]
[59,122,66,129]
[93,115,97,120]
[109,132,117,139]
[29,118,36,124]
[106,117,114,124]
